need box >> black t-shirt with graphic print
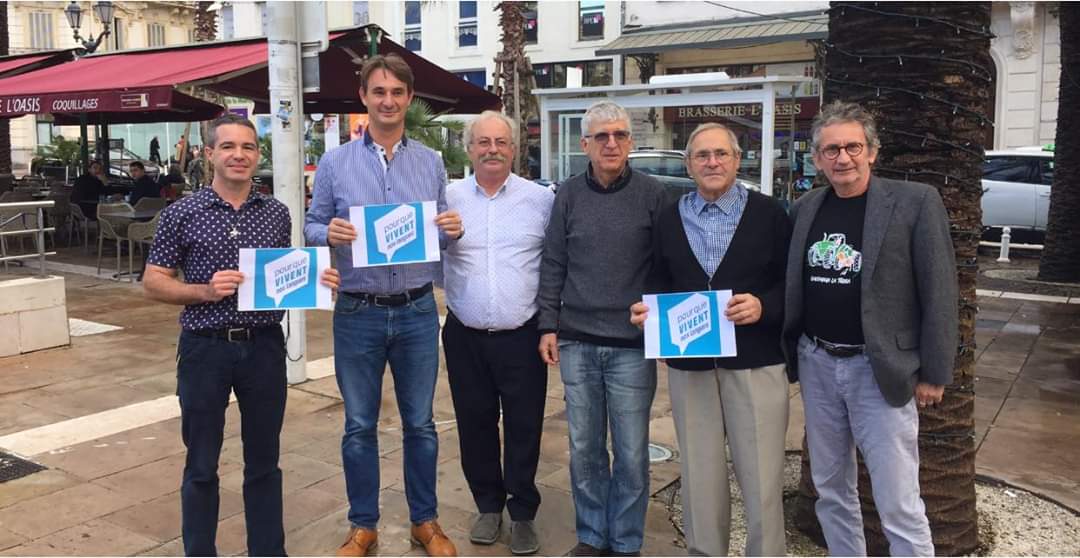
[803,189,867,345]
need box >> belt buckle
[226,328,247,342]
[373,295,392,307]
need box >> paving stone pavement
[1,265,1078,555]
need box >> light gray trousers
[797,335,934,557]
[669,363,789,556]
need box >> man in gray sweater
[538,101,668,557]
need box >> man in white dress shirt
[442,110,555,556]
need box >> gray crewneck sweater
[538,167,668,346]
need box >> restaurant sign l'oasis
[0,90,162,117]
[664,99,820,123]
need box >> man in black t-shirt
[128,161,161,206]
[781,101,958,556]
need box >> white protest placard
[643,290,737,359]
[349,201,440,267]
[237,246,333,311]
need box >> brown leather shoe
[410,520,457,556]
[336,526,378,557]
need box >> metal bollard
[997,226,1011,263]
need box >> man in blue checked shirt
[630,123,791,556]
[144,114,341,557]
[441,111,554,556]
[303,54,463,558]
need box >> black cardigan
[649,190,793,371]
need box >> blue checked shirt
[442,173,554,330]
[678,183,748,278]
[304,133,450,294]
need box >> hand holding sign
[206,270,245,302]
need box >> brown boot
[337,526,378,557]
[410,520,457,556]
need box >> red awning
[0,50,76,78]
[0,25,499,123]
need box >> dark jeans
[442,312,547,521]
[177,327,288,557]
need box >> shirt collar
[689,182,745,215]
[472,172,514,197]
[196,186,265,209]
[584,162,632,192]
[363,131,408,152]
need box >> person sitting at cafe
[70,160,108,221]
[128,161,162,206]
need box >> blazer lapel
[860,175,895,285]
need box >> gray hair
[811,100,881,151]
[684,122,743,158]
[581,101,631,137]
[464,110,518,147]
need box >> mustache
[479,154,508,164]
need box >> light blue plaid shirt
[304,133,450,294]
[678,183,748,278]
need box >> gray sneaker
[469,512,502,545]
[510,520,540,555]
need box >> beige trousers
[669,363,789,556]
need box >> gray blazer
[781,175,959,407]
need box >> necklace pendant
[229,227,239,239]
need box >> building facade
[5,1,198,174]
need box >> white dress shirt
[443,172,555,331]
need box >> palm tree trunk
[495,1,536,177]
[1038,4,1080,282]
[796,3,986,555]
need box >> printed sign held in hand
[349,202,440,267]
[238,247,332,311]
[644,290,737,359]
[265,249,310,306]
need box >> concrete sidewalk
[0,267,1077,555]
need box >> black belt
[447,309,538,335]
[189,325,280,343]
[342,282,432,307]
[812,336,865,358]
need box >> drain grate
[0,450,46,483]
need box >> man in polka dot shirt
[144,113,341,557]
[304,54,463,558]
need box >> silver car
[982,148,1054,238]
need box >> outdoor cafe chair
[126,211,161,282]
[68,203,95,252]
[97,203,134,282]
[132,197,167,212]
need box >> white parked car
[982,147,1054,240]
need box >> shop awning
[0,25,499,123]
[596,11,827,56]
[0,49,76,78]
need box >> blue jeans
[558,340,656,553]
[797,335,933,556]
[333,291,440,528]
[177,327,287,557]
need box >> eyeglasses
[690,149,734,164]
[473,138,512,149]
[583,130,632,144]
[817,142,865,160]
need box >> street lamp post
[64,1,115,55]
[63,1,115,174]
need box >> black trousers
[442,311,548,521]
[177,327,287,557]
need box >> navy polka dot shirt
[148,187,291,331]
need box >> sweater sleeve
[537,186,569,333]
